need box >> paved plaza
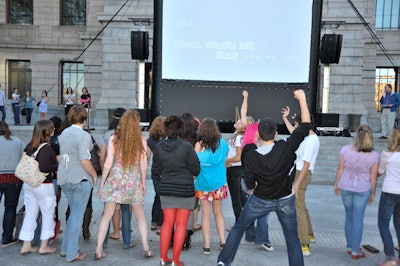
[0,177,393,266]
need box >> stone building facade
[0,0,398,131]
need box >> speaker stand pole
[322,64,330,113]
[138,61,145,109]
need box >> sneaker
[217,262,225,266]
[1,239,18,247]
[308,235,316,243]
[219,243,225,250]
[202,247,211,255]
[302,244,311,256]
[260,243,274,252]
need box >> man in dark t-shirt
[217,89,311,266]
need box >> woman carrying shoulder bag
[19,120,58,254]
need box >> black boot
[183,230,193,251]
[82,208,92,240]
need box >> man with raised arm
[217,89,311,266]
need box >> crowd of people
[0,88,400,266]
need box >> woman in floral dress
[95,110,152,260]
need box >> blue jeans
[102,204,131,249]
[60,181,92,262]
[0,106,5,121]
[254,214,271,245]
[12,104,20,125]
[340,189,371,255]
[0,183,22,243]
[120,204,132,248]
[378,192,400,261]
[217,194,303,266]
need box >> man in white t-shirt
[282,109,320,256]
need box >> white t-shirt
[226,134,243,167]
[295,133,320,173]
[379,150,400,194]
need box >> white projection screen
[162,0,313,83]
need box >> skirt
[195,184,228,201]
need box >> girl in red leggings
[151,115,200,266]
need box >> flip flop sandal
[72,252,87,262]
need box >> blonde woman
[334,125,379,259]
[95,110,152,260]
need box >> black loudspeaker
[131,31,149,60]
[320,34,342,64]
[316,113,339,127]
[134,108,150,122]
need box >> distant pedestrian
[21,91,36,125]
[0,85,6,121]
[63,87,75,116]
[377,127,400,266]
[334,124,378,259]
[38,90,48,120]
[379,84,400,139]
[11,88,20,125]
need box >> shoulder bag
[15,143,49,187]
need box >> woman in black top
[19,120,58,255]
[152,115,200,266]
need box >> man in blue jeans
[217,89,311,266]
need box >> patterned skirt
[100,162,144,205]
[195,184,228,201]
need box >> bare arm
[140,137,148,195]
[333,155,344,195]
[293,161,310,198]
[225,146,242,167]
[81,159,97,185]
[294,89,310,124]
[147,146,152,162]
[282,106,295,134]
[99,145,106,170]
[240,90,249,125]
[368,162,379,205]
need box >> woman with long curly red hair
[95,110,152,260]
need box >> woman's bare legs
[109,205,121,239]
[212,200,226,245]
[200,200,211,249]
[132,204,151,252]
[96,202,117,254]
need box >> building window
[375,68,398,111]
[61,0,86,26]
[376,0,400,30]
[7,0,33,25]
[61,62,84,104]
[8,61,32,99]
